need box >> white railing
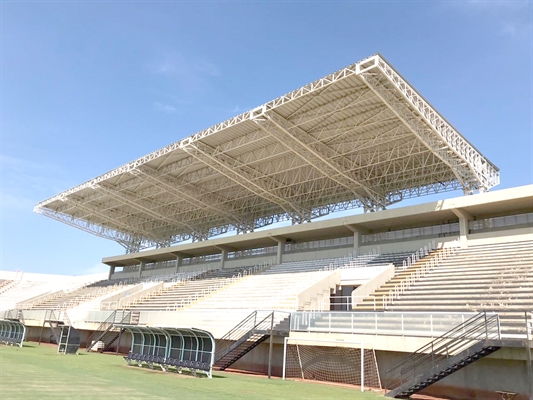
[401,240,436,269]
[291,311,478,338]
[384,240,461,309]
[329,295,380,311]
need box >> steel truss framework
[35,54,499,253]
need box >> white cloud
[153,102,177,114]
[231,104,250,114]
[148,51,221,93]
[0,154,72,215]
[151,56,220,78]
[502,21,518,35]
[1,154,44,172]
[462,0,530,12]
[155,61,176,74]
[446,0,532,37]
[0,192,35,213]
[500,20,532,36]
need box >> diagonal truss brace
[181,141,305,222]
[62,197,157,239]
[131,165,246,228]
[95,183,197,235]
[35,206,154,250]
[254,110,391,211]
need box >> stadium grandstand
[2,54,532,399]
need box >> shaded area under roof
[102,185,530,267]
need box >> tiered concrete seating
[0,280,13,291]
[0,280,59,311]
[28,282,134,310]
[366,251,415,267]
[124,267,261,311]
[171,259,342,336]
[192,258,351,310]
[354,241,533,336]
[264,256,355,274]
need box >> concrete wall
[224,255,276,270]
[468,226,533,247]
[282,247,353,263]
[358,236,456,255]
[351,265,395,306]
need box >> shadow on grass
[123,363,223,379]
[22,344,36,348]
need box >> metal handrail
[215,311,269,360]
[384,311,500,392]
[384,241,460,309]
[85,310,131,351]
[215,310,291,361]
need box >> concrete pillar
[107,265,115,281]
[343,222,363,254]
[268,235,285,265]
[174,254,183,274]
[138,261,146,278]
[353,230,361,253]
[220,249,228,269]
[277,241,284,265]
[453,208,473,249]
[458,216,469,248]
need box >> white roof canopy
[35,54,499,252]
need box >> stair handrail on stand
[86,310,134,352]
[214,310,291,371]
[384,311,501,398]
[384,240,460,310]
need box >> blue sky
[1,1,532,276]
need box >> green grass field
[0,342,385,399]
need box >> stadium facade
[1,54,531,399]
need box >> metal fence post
[268,312,274,379]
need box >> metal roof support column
[353,231,361,254]
[277,242,283,265]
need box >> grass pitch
[0,342,385,399]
